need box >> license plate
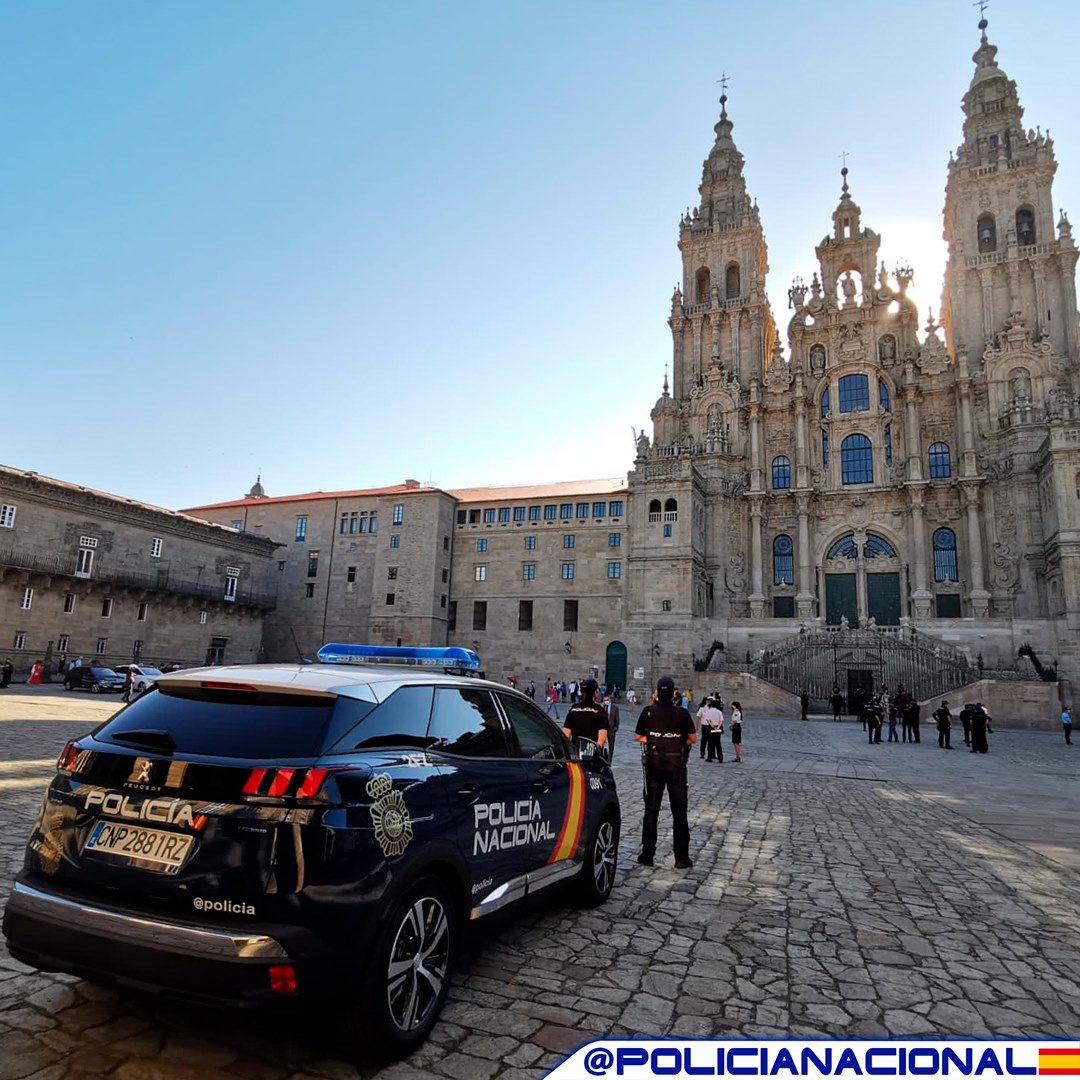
[86,820,194,873]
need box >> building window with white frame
[607,562,621,579]
[137,602,148,621]
[390,534,400,549]
[75,539,96,579]
[224,569,239,602]
[0,504,15,528]
[474,565,487,582]
[609,532,621,547]
[295,516,308,541]
[57,634,70,652]
[101,598,113,618]
[19,588,32,610]
[150,537,163,558]
[392,504,404,525]
[13,633,26,650]
[63,593,76,614]
[561,562,575,580]
[476,538,487,552]
[133,640,143,658]
[96,638,107,656]
[522,563,536,581]
[199,611,207,625]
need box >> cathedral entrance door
[867,573,901,626]
[825,574,857,626]
[605,641,627,696]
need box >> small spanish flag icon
[1039,1048,1080,1074]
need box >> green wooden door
[867,573,901,625]
[605,641,627,695]
[825,574,857,626]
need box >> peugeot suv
[3,645,620,1058]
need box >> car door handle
[533,779,548,793]
[537,763,560,777]
[456,784,479,804]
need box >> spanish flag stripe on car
[548,763,585,863]
[1040,1048,1080,1074]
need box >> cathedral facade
[626,20,1080,686]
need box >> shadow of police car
[2,644,620,1060]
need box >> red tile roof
[181,482,440,513]
[447,478,628,503]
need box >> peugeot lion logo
[129,758,154,786]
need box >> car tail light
[268,965,297,995]
[242,767,340,801]
[56,742,78,773]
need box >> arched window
[696,267,711,304]
[878,380,891,412]
[929,442,952,479]
[820,387,830,417]
[841,434,873,485]
[977,214,997,253]
[878,335,897,363]
[771,456,791,491]
[810,345,826,373]
[1016,207,1036,246]
[648,499,661,521]
[933,528,959,582]
[838,374,870,413]
[773,535,794,585]
[827,535,858,559]
[864,533,897,558]
[664,498,678,519]
[725,262,741,299]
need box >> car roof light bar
[316,643,483,674]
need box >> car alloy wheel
[90,684,101,694]
[592,817,616,897]
[385,893,451,1034]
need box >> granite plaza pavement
[1,687,1079,1080]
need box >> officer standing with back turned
[635,675,696,869]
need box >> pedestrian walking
[635,676,696,869]
[545,688,561,720]
[704,698,725,763]
[604,694,621,758]
[122,666,136,703]
[526,680,536,700]
[830,686,845,722]
[27,661,43,685]
[695,698,709,760]
[800,689,809,722]
[934,700,953,749]
[1063,706,1073,746]
[887,698,900,742]
[959,702,973,746]
[562,678,608,752]
[730,701,743,762]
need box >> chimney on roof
[404,479,420,489]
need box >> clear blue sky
[2,1,1076,510]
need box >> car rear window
[96,685,372,760]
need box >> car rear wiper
[109,729,177,753]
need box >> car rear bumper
[3,878,321,1004]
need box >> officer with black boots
[635,675,696,869]
[562,678,609,753]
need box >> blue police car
[2,645,621,1058]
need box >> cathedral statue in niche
[810,344,826,372]
[707,403,723,433]
[841,273,858,305]
[878,334,896,362]
[1010,367,1033,404]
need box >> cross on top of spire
[973,0,989,31]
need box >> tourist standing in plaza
[970,702,990,753]
[959,702,973,746]
[730,701,743,762]
[703,697,725,763]
[0,659,11,688]
[800,689,809,721]
[1063,705,1073,745]
[603,694,620,757]
[830,686,845,722]
[934,700,953,749]
[636,675,695,869]
[695,698,709,759]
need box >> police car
[3,645,621,1058]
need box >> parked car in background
[112,665,164,694]
[63,667,126,694]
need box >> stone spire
[246,473,266,499]
[685,92,757,233]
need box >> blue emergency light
[316,643,484,675]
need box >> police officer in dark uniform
[635,675,696,869]
[562,677,609,753]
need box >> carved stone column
[903,365,923,482]
[730,312,741,374]
[979,268,995,344]
[794,375,809,490]
[962,481,991,617]
[749,497,765,618]
[1033,264,1047,339]
[796,492,815,617]
[908,485,933,619]
[955,349,978,478]
[748,388,764,493]
[691,319,703,386]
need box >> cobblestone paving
[2,689,1080,1079]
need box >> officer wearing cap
[635,675,696,869]
[562,678,609,752]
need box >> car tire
[90,684,101,694]
[576,810,618,907]
[342,875,457,1061]
[64,682,73,691]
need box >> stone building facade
[185,479,458,662]
[626,19,1080,687]
[0,466,278,675]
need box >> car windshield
[89,668,117,678]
